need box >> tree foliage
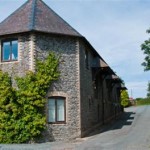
[147,82,150,98]
[141,29,150,71]
[121,90,129,107]
[0,52,59,143]
[136,97,150,106]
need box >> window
[48,97,66,123]
[85,50,89,69]
[1,39,18,62]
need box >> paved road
[1,106,150,150]
[75,106,150,150]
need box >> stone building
[0,0,125,141]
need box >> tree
[147,82,150,98]
[121,90,129,107]
[141,29,150,71]
[141,29,150,97]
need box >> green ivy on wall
[0,52,60,143]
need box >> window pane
[57,99,65,121]
[12,40,18,60]
[3,42,10,61]
[48,99,55,122]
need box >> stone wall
[0,32,123,141]
[79,40,99,136]
[78,39,123,135]
[0,32,81,141]
[95,74,104,123]
[34,33,81,141]
[102,79,122,123]
[0,33,31,86]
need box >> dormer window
[1,39,18,62]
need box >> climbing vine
[0,52,60,143]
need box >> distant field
[136,98,150,106]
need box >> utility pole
[131,89,133,98]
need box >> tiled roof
[0,0,81,36]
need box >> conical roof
[0,0,81,37]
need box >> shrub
[136,98,150,106]
[0,52,59,143]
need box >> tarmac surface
[1,105,150,150]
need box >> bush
[136,98,150,106]
[121,90,129,107]
[0,52,59,143]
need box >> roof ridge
[29,0,38,30]
[39,0,82,36]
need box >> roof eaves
[31,29,83,37]
[82,37,116,71]
[82,37,100,58]
[0,29,82,38]
[0,30,32,37]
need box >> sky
[0,0,150,98]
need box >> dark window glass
[48,97,65,123]
[2,39,18,62]
[12,40,18,60]
[3,41,11,61]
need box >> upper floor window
[48,97,66,123]
[85,50,89,69]
[1,39,18,62]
